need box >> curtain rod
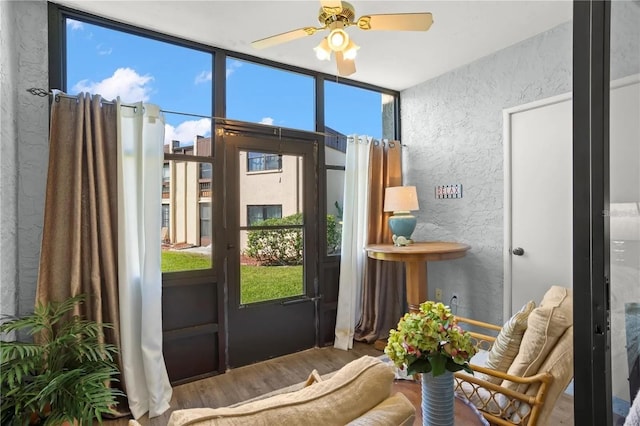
[27,87,139,109]
[25,87,402,144]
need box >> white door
[504,94,573,318]
[506,76,639,409]
[505,76,640,320]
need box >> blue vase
[421,371,454,426]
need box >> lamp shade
[342,40,360,60]
[384,186,419,212]
[314,38,331,61]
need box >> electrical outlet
[435,288,443,301]
[451,292,459,305]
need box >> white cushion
[481,300,536,384]
[502,286,572,393]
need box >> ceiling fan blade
[335,51,356,76]
[320,0,343,15]
[251,27,318,49]
[357,12,433,31]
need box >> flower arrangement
[384,301,477,376]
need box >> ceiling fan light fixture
[343,40,359,60]
[314,38,332,60]
[252,1,434,77]
[327,28,349,51]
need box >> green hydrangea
[384,301,477,376]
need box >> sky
[65,18,385,146]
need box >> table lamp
[384,186,420,246]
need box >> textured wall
[611,1,640,81]
[0,0,49,322]
[400,1,640,325]
[1,0,19,322]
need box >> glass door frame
[573,1,613,424]
[218,121,321,369]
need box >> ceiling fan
[251,0,433,77]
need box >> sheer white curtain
[117,101,172,419]
[334,135,372,350]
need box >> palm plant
[0,294,123,425]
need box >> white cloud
[164,119,212,146]
[226,60,243,78]
[259,117,274,125]
[96,44,113,55]
[194,70,212,85]
[66,19,84,31]
[72,68,153,103]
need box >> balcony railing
[199,180,211,198]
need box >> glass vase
[421,370,454,426]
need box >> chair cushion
[167,355,395,425]
[346,392,416,426]
[510,325,574,424]
[481,300,536,384]
[502,286,573,393]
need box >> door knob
[512,247,525,256]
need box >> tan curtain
[355,141,405,343]
[35,93,128,416]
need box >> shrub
[246,213,303,265]
[246,213,343,264]
[327,214,342,255]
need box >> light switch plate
[435,184,463,199]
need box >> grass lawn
[241,265,303,304]
[162,251,302,304]
[162,251,211,273]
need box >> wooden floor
[108,342,575,425]
[107,342,381,425]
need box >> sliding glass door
[608,1,640,423]
[572,1,640,424]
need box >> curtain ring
[389,141,396,148]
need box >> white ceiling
[52,0,573,91]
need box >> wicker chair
[453,287,574,426]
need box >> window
[225,57,314,131]
[323,82,395,256]
[65,17,214,273]
[161,204,170,229]
[66,20,213,146]
[199,162,213,198]
[247,152,282,172]
[159,159,213,271]
[61,11,399,274]
[200,202,211,246]
[162,162,171,197]
[247,205,282,226]
[200,163,212,179]
[324,81,395,140]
